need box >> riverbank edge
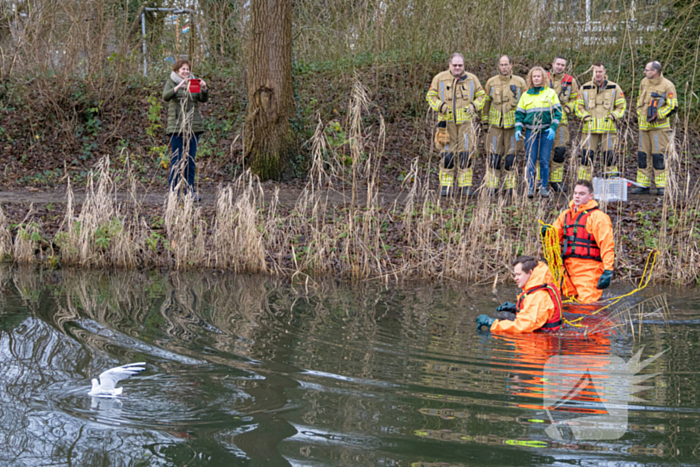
[0,174,696,286]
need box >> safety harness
[515,283,564,330]
[561,207,602,262]
[548,73,574,101]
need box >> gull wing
[97,362,146,391]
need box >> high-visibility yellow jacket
[547,72,579,125]
[481,74,527,129]
[514,87,562,133]
[427,70,485,124]
[574,79,626,134]
[636,74,677,131]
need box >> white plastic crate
[592,177,628,202]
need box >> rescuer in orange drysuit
[548,179,615,303]
[476,256,563,334]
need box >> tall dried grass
[1,75,698,285]
[0,204,11,259]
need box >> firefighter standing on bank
[544,56,580,192]
[546,179,615,304]
[631,61,677,195]
[574,62,627,180]
[476,256,564,334]
[482,55,527,196]
[427,53,486,196]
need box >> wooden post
[189,5,196,65]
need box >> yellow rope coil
[538,220,657,329]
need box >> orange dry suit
[490,262,563,334]
[552,199,615,303]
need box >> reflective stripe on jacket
[548,72,579,125]
[427,70,486,124]
[481,74,526,129]
[575,79,626,134]
[514,87,562,133]
[636,74,677,130]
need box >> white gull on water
[88,362,146,397]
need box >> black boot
[657,188,665,196]
[550,182,564,193]
[630,186,650,195]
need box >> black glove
[541,225,551,238]
[597,270,613,289]
[647,105,658,122]
[476,314,496,329]
[496,302,517,312]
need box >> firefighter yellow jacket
[481,74,527,129]
[427,70,485,124]
[547,72,579,125]
[636,74,677,130]
[574,79,626,134]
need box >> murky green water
[1,268,699,466]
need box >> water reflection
[0,268,697,465]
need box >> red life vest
[561,207,602,262]
[548,72,574,100]
[516,283,564,330]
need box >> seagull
[88,362,146,397]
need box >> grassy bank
[0,82,698,285]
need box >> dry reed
[0,204,11,260]
[1,74,698,285]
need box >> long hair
[526,66,547,89]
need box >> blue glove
[541,225,550,238]
[546,128,556,141]
[496,302,517,312]
[476,314,496,329]
[597,270,613,289]
[515,129,522,142]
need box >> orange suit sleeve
[490,292,553,334]
[551,210,567,243]
[588,212,615,270]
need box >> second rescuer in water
[476,256,563,334]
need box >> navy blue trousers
[168,133,200,193]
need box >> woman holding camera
[162,59,208,200]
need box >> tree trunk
[244,0,297,181]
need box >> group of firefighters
[475,178,615,334]
[427,54,677,197]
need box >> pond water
[0,268,699,466]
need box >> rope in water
[538,220,657,328]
